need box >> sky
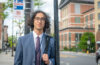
[4,0,61,36]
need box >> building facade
[59,0,95,50]
[0,3,3,50]
[94,0,100,49]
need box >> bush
[63,46,77,52]
[0,50,1,53]
[64,47,68,51]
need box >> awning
[96,41,100,44]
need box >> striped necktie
[35,36,41,65]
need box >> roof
[82,8,94,14]
[59,0,94,9]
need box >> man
[14,10,55,65]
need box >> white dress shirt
[33,31,52,65]
[33,31,43,49]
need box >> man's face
[34,12,45,31]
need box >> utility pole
[25,0,31,34]
[12,19,14,57]
[54,0,60,65]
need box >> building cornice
[59,27,95,31]
[59,0,94,9]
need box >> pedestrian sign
[13,0,24,19]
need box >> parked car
[96,48,100,65]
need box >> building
[59,0,95,50]
[94,0,100,50]
[0,3,3,50]
[50,21,54,36]
[0,3,8,50]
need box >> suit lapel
[41,33,46,55]
[29,32,35,56]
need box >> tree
[78,32,95,52]
[8,36,17,48]
[34,0,46,9]
[0,0,13,19]
[14,19,24,36]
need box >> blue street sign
[17,0,23,3]
[14,0,23,10]
[14,5,23,10]
[14,0,23,3]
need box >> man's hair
[28,10,50,32]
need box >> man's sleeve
[49,38,55,65]
[14,37,23,65]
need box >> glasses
[34,17,46,22]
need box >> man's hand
[42,54,49,64]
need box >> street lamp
[87,39,90,54]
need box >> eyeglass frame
[34,17,46,22]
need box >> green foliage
[34,0,46,9]
[63,46,77,52]
[0,0,13,19]
[78,32,95,52]
[0,12,8,19]
[8,36,17,48]
[7,0,13,8]
[0,50,1,53]
[64,47,68,50]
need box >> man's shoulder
[19,32,32,40]
[44,34,54,42]
[45,34,53,39]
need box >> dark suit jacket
[14,32,55,65]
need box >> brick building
[59,0,95,50]
[0,3,3,50]
[94,0,100,50]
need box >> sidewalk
[60,51,96,56]
[0,51,15,65]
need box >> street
[60,51,97,65]
[0,51,97,65]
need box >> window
[98,1,100,8]
[69,33,71,41]
[99,25,100,30]
[90,14,93,28]
[90,14,93,20]
[65,34,67,46]
[75,17,81,23]
[85,16,88,28]
[61,34,63,48]
[69,32,71,48]
[98,13,100,20]
[75,3,80,14]
[75,33,82,42]
[85,16,88,23]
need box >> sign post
[13,0,24,19]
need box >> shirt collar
[33,31,43,39]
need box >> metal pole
[24,13,30,35]
[54,0,60,65]
[12,19,14,57]
[24,0,31,35]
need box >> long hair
[28,10,50,32]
